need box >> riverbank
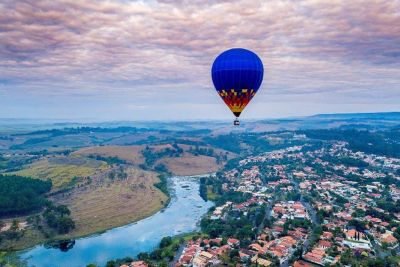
[19,176,214,267]
[0,169,169,251]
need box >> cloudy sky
[1,0,399,121]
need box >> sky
[0,0,399,121]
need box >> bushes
[43,204,75,234]
[88,155,127,165]
[154,174,169,196]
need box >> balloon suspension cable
[234,117,240,126]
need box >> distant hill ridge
[308,112,400,120]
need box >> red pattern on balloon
[218,89,256,115]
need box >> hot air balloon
[211,48,264,125]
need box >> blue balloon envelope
[211,48,264,118]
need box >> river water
[20,176,214,267]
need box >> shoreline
[1,175,173,252]
[17,175,213,267]
[3,173,210,252]
[0,173,215,254]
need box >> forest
[0,174,52,217]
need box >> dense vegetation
[141,144,183,168]
[0,175,52,216]
[154,174,169,196]
[88,155,127,165]
[301,129,400,158]
[43,203,75,234]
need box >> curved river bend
[21,176,214,267]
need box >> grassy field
[1,143,230,250]
[74,144,234,176]
[73,145,145,165]
[10,156,107,190]
[1,167,168,250]
[56,167,168,238]
[159,153,221,176]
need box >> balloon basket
[234,118,240,126]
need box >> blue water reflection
[21,176,213,267]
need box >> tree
[57,217,75,234]
[56,205,70,217]
[159,236,172,248]
[11,219,19,231]
[229,249,239,259]
[137,252,149,260]
[43,204,75,234]
[106,260,116,267]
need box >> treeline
[0,155,40,172]
[199,177,208,201]
[89,155,127,165]
[154,174,169,196]
[141,144,183,168]
[0,174,52,216]
[10,137,52,149]
[108,167,128,180]
[21,126,141,137]
[188,146,214,156]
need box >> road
[280,175,319,267]
[169,243,186,267]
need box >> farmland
[53,167,168,238]
[9,156,107,190]
[73,145,145,165]
[74,143,233,176]
[0,125,238,250]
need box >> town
[170,137,400,266]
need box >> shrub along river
[20,176,214,267]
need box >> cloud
[0,0,399,119]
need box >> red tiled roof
[293,260,314,267]
[318,240,332,248]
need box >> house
[318,240,332,249]
[227,238,240,247]
[322,231,334,240]
[192,251,217,267]
[303,248,325,265]
[379,232,398,248]
[251,255,272,266]
[293,260,314,267]
[345,229,367,242]
[239,251,251,262]
[130,261,148,267]
[249,243,267,254]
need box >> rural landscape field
[1,0,400,266]
[0,124,235,250]
[1,113,400,266]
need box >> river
[20,176,214,267]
